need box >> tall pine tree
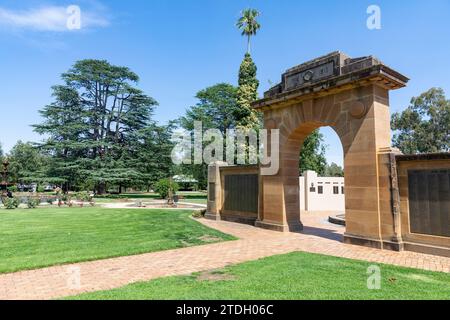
[34,60,163,193]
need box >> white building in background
[300,171,345,212]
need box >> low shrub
[27,198,40,209]
[76,191,92,202]
[192,209,206,219]
[154,179,179,199]
[7,185,18,193]
[3,197,20,210]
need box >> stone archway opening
[298,127,346,228]
[269,119,350,235]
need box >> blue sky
[1,0,449,166]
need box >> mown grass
[68,252,450,300]
[0,207,234,274]
[179,198,207,205]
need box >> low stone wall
[206,163,260,225]
[396,153,450,257]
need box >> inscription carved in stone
[285,61,335,91]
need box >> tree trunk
[96,182,106,195]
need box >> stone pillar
[342,85,403,250]
[376,147,404,251]
[255,119,303,232]
[205,161,228,221]
[256,175,303,232]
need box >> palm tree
[236,9,261,54]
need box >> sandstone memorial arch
[207,52,450,256]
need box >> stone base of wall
[205,212,258,227]
[204,212,221,221]
[343,234,404,252]
[220,213,257,226]
[344,235,450,257]
[403,242,450,258]
[255,220,303,232]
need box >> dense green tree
[300,130,327,175]
[0,143,3,159]
[324,162,344,177]
[392,88,450,154]
[33,85,89,190]
[7,141,49,184]
[128,122,176,192]
[178,83,239,189]
[179,83,239,133]
[33,60,161,193]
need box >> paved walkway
[0,212,449,300]
[101,201,206,209]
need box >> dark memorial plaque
[224,174,259,214]
[408,169,450,237]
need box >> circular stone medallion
[303,70,314,82]
[349,101,367,119]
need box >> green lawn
[180,198,207,205]
[68,252,450,300]
[0,207,234,274]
